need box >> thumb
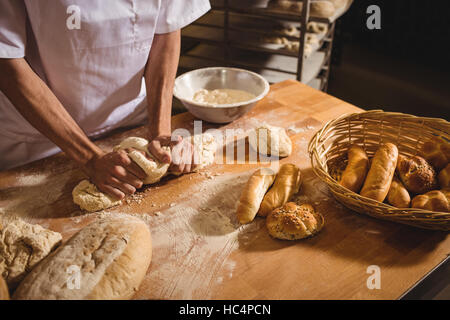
[148,140,171,164]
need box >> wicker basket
[308,110,450,231]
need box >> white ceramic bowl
[173,67,270,124]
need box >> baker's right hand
[83,150,146,199]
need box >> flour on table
[128,171,265,299]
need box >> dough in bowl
[249,124,292,158]
[13,215,152,300]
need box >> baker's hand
[83,150,146,199]
[148,135,198,174]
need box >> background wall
[328,0,450,119]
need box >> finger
[126,161,147,180]
[149,140,171,164]
[113,169,143,189]
[115,150,132,167]
[169,135,183,148]
[107,176,136,195]
[97,183,125,200]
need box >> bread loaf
[420,136,450,171]
[396,155,437,194]
[438,164,450,188]
[236,168,276,224]
[13,215,152,300]
[0,215,62,289]
[411,189,450,213]
[387,177,411,208]
[266,202,324,240]
[339,145,369,193]
[258,164,302,217]
[360,143,398,202]
[0,277,9,300]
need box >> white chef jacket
[0,0,210,170]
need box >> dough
[13,215,152,300]
[249,124,292,158]
[113,137,170,184]
[73,137,170,212]
[0,215,62,288]
[73,179,122,212]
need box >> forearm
[0,58,102,166]
[144,30,181,140]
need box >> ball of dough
[266,202,324,240]
[192,132,217,171]
[249,125,292,158]
[113,137,170,184]
[72,180,122,212]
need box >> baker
[0,0,210,199]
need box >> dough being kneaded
[73,136,171,212]
[0,215,62,288]
[249,124,292,158]
[113,137,170,184]
[72,179,122,212]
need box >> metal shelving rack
[180,0,346,92]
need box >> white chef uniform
[0,0,210,170]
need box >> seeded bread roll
[266,202,324,240]
[387,177,411,208]
[438,164,450,188]
[258,164,302,217]
[360,143,398,202]
[0,277,9,300]
[411,189,450,213]
[339,145,369,193]
[236,168,277,224]
[397,155,437,194]
[13,215,152,300]
[420,137,450,171]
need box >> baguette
[360,143,398,202]
[411,189,450,213]
[386,177,411,208]
[339,145,369,193]
[258,164,302,217]
[13,215,152,300]
[236,168,276,224]
[438,163,450,188]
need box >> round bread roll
[411,189,450,213]
[0,277,9,300]
[420,136,450,171]
[249,124,292,158]
[266,202,324,240]
[397,155,437,194]
[13,215,152,300]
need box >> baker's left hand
[148,135,198,174]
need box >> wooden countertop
[0,80,448,300]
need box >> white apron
[0,0,210,170]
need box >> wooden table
[0,80,448,300]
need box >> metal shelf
[180,0,351,92]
